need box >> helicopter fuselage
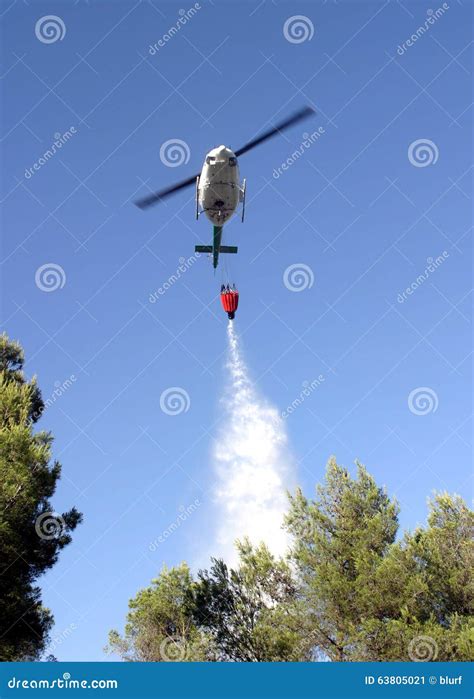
[197,145,244,226]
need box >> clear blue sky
[1,0,472,662]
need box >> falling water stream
[212,321,295,564]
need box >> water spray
[212,321,295,564]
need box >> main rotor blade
[234,106,315,157]
[135,106,315,209]
[134,174,198,209]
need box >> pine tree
[108,543,308,662]
[194,540,309,661]
[285,458,473,661]
[361,493,474,661]
[0,334,82,660]
[108,457,473,662]
[285,457,400,660]
[107,563,214,661]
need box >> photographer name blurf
[437,675,463,685]
[364,674,464,686]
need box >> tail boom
[194,226,238,269]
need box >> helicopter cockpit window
[229,157,237,166]
[206,156,216,165]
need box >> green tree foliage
[0,334,82,661]
[359,493,474,661]
[107,563,215,661]
[285,457,400,660]
[285,458,473,661]
[110,457,473,662]
[194,540,310,661]
[108,543,308,662]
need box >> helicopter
[135,106,316,270]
